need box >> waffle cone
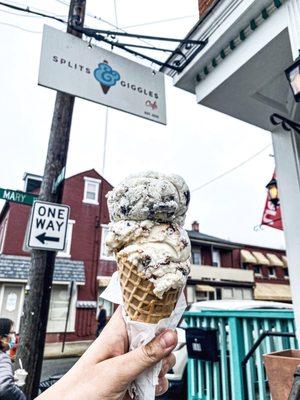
[117,254,180,324]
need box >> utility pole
[16,2,86,398]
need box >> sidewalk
[44,340,93,359]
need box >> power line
[0,19,41,32]
[0,7,65,18]
[0,0,207,71]
[122,15,196,29]
[2,0,67,17]
[191,143,272,193]
[0,1,66,23]
[0,7,39,17]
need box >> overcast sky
[0,0,285,249]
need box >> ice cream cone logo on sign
[93,60,121,94]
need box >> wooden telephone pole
[16,2,86,398]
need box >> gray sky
[0,0,285,249]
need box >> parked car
[39,374,63,393]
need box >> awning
[241,250,257,264]
[98,276,111,287]
[0,255,85,284]
[282,256,288,268]
[266,253,284,267]
[196,284,215,293]
[252,251,270,266]
[254,283,291,302]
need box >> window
[57,220,75,258]
[242,289,253,300]
[83,177,101,205]
[0,284,24,333]
[268,267,276,278]
[192,249,201,265]
[253,265,261,275]
[100,225,115,260]
[47,284,76,332]
[222,288,234,299]
[212,249,221,267]
[98,288,114,317]
[284,268,289,278]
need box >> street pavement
[41,357,79,381]
[41,358,179,398]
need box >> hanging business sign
[38,25,166,125]
[261,172,283,231]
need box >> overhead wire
[122,15,196,29]
[0,7,41,17]
[1,0,67,17]
[0,19,41,32]
[191,143,272,193]
[53,0,156,48]
[0,1,67,23]
[0,0,205,71]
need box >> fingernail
[160,330,176,348]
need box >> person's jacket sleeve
[0,353,26,400]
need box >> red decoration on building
[261,173,283,231]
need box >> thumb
[116,329,177,382]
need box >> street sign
[27,201,70,251]
[0,188,38,206]
[52,167,66,193]
[38,25,166,125]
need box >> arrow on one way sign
[27,200,70,251]
[36,232,60,244]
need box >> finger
[155,377,169,396]
[79,307,128,365]
[158,353,176,378]
[114,329,177,382]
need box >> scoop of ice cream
[106,171,190,226]
[106,220,191,297]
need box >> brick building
[241,245,290,302]
[0,169,116,346]
[0,169,291,350]
[187,221,290,304]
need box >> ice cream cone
[117,253,180,324]
[100,83,110,94]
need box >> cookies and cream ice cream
[107,171,190,226]
[106,220,191,298]
[106,171,191,302]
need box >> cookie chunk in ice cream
[106,220,191,298]
[106,171,191,322]
[106,171,190,226]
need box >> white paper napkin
[100,272,187,400]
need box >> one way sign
[27,201,70,251]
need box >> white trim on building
[83,177,101,205]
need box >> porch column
[272,123,300,341]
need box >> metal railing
[184,308,297,400]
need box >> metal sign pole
[62,281,75,354]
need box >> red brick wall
[61,170,115,339]
[220,250,232,268]
[242,245,288,285]
[0,169,117,341]
[198,0,217,16]
[232,248,242,268]
[2,203,30,256]
[201,246,213,265]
